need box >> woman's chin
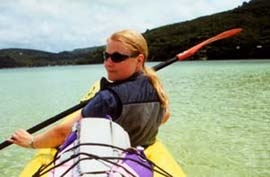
[107,75,117,82]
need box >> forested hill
[144,0,270,61]
[1,0,269,68]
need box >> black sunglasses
[103,52,139,63]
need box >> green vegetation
[0,0,269,68]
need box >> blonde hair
[108,29,169,109]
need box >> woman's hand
[8,111,82,149]
[9,129,34,148]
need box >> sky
[0,0,248,53]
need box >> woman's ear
[136,54,144,68]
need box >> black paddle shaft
[152,57,178,71]
[0,100,89,150]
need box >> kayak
[19,80,186,177]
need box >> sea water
[0,60,269,177]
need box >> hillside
[0,0,269,68]
[144,0,270,60]
[0,47,104,68]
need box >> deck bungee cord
[33,143,173,177]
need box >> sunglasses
[103,52,139,63]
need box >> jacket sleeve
[81,90,121,120]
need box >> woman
[9,29,170,149]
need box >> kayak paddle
[152,28,242,71]
[0,28,242,150]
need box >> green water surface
[0,60,269,177]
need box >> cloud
[0,0,247,52]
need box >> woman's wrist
[28,135,35,148]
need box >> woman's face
[104,40,144,81]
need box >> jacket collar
[100,72,143,89]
